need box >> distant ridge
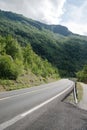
[0,10,72,36]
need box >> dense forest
[0,10,87,90]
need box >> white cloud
[61,0,87,35]
[0,0,87,35]
[63,22,87,35]
[0,0,66,24]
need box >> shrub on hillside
[0,55,19,80]
[76,65,87,82]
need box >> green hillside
[0,35,59,91]
[0,10,87,81]
[0,10,72,36]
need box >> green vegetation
[0,35,59,91]
[0,10,87,91]
[65,82,83,103]
[0,55,20,80]
[76,82,83,102]
[0,10,87,78]
[76,65,87,83]
[23,44,58,78]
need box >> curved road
[0,79,86,130]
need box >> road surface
[0,79,87,130]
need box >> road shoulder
[78,83,87,110]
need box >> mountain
[0,10,72,36]
[0,10,87,78]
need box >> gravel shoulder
[78,83,87,110]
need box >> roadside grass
[76,82,83,102]
[65,82,83,103]
[0,84,5,92]
[0,71,59,91]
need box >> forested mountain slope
[0,10,72,36]
[0,10,87,77]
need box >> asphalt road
[0,79,87,130]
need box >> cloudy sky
[0,0,86,35]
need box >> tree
[23,44,33,65]
[0,55,19,80]
[5,36,23,60]
[76,65,87,82]
[0,36,6,55]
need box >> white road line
[0,85,57,101]
[0,83,74,130]
[0,82,70,101]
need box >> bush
[5,36,23,60]
[76,65,87,82]
[0,55,19,80]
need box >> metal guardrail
[73,83,78,104]
[69,78,78,104]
